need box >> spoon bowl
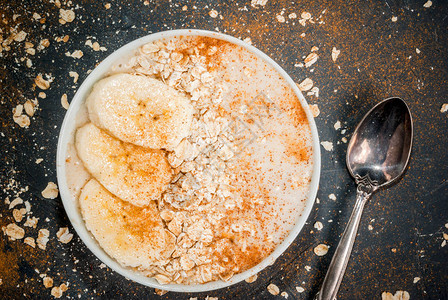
[316,97,413,300]
[347,98,413,188]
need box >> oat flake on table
[441,104,448,113]
[56,227,73,244]
[314,244,329,256]
[24,237,36,248]
[298,78,313,91]
[331,47,341,62]
[4,223,25,240]
[61,94,69,109]
[51,283,68,298]
[267,283,280,295]
[41,182,59,199]
[304,52,318,68]
[381,290,410,300]
[321,141,333,151]
[43,276,54,288]
[35,74,51,90]
[37,229,50,250]
[309,104,320,117]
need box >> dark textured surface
[1,0,447,299]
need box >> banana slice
[76,123,172,207]
[79,179,175,269]
[87,73,194,151]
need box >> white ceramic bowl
[56,29,321,293]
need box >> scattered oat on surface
[24,216,39,228]
[281,291,289,298]
[304,52,318,67]
[13,31,27,42]
[56,35,70,43]
[4,223,25,240]
[245,274,258,283]
[296,286,305,293]
[86,40,107,51]
[298,78,313,91]
[209,9,218,18]
[24,100,37,117]
[334,120,341,130]
[443,233,448,240]
[413,277,420,283]
[51,283,68,298]
[341,137,348,143]
[381,290,410,300]
[35,74,51,90]
[56,227,73,244]
[314,221,323,230]
[37,229,50,250]
[36,158,43,164]
[24,237,36,248]
[267,283,280,295]
[301,11,312,20]
[309,104,320,117]
[43,276,53,288]
[38,92,46,98]
[12,208,25,222]
[105,3,111,9]
[276,15,286,23]
[415,48,421,54]
[251,0,268,7]
[368,224,373,230]
[331,47,341,62]
[288,13,297,19]
[321,141,333,151]
[9,197,23,209]
[205,297,218,300]
[41,182,59,199]
[314,244,329,256]
[329,193,336,201]
[33,12,41,21]
[59,8,75,23]
[61,94,69,110]
[307,86,319,98]
[66,50,83,58]
[26,47,36,55]
[69,71,79,83]
[13,113,30,128]
[423,0,432,8]
[440,104,448,113]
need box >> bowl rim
[56,29,321,293]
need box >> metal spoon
[316,97,413,300]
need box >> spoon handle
[315,188,372,300]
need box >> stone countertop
[0,0,447,299]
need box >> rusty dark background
[1,0,447,299]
